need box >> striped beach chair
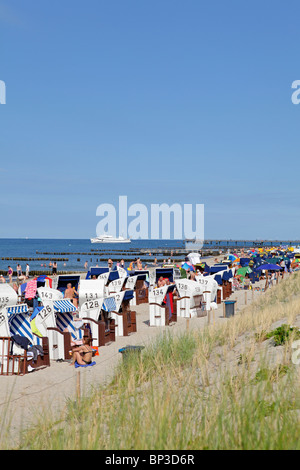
[53,299,84,341]
[125,273,149,306]
[8,304,43,345]
[30,301,65,361]
[39,299,81,361]
[103,290,136,337]
[35,297,91,362]
[0,304,50,375]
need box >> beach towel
[25,279,37,299]
[74,361,96,368]
[165,292,174,319]
[28,344,44,362]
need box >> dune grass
[6,272,300,449]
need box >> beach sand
[0,270,267,448]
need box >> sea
[0,238,298,276]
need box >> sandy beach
[0,264,268,447]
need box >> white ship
[90,234,131,244]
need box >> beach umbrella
[181,262,195,271]
[255,263,281,271]
[35,275,52,288]
[237,266,252,277]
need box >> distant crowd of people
[0,263,31,284]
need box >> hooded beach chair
[99,267,128,296]
[52,274,81,296]
[37,286,63,302]
[155,267,175,284]
[0,284,18,310]
[0,303,50,375]
[149,284,177,327]
[85,266,109,280]
[30,300,66,361]
[211,267,233,300]
[37,298,90,361]
[78,279,115,346]
[175,280,204,318]
[176,276,218,318]
[107,273,127,295]
[54,299,88,343]
[103,290,136,337]
[125,271,150,306]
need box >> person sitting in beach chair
[189,271,197,281]
[136,257,143,270]
[157,276,166,287]
[64,283,79,307]
[243,274,251,290]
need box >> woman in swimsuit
[70,337,94,366]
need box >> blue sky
[0,0,299,240]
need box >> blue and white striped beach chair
[38,299,84,362]
[53,299,84,342]
[0,304,50,375]
[103,291,136,337]
[8,304,44,346]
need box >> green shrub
[266,324,300,346]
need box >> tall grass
[8,273,300,449]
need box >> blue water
[0,238,185,274]
[0,238,296,274]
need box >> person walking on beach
[26,263,30,278]
[108,258,113,269]
[7,266,13,283]
[17,264,22,277]
[52,261,57,275]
